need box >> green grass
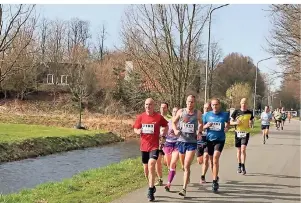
[0,122,261,203]
[0,123,106,143]
[0,123,121,163]
[0,158,146,203]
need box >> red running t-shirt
[133,112,168,152]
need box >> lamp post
[270,92,278,110]
[253,57,272,116]
[204,4,229,102]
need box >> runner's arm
[133,115,142,135]
[202,112,213,129]
[134,128,142,135]
[230,110,238,125]
[260,113,263,120]
[172,109,182,134]
[160,116,168,136]
[269,114,273,121]
[224,120,230,132]
[249,112,254,127]
[197,110,203,134]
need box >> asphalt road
[112,120,301,203]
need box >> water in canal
[0,139,140,194]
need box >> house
[36,61,85,92]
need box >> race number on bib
[237,131,247,138]
[142,124,155,134]
[210,122,221,131]
[182,123,195,133]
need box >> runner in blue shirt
[203,98,230,192]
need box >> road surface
[112,120,301,203]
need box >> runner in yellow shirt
[230,98,254,175]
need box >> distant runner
[231,98,254,175]
[196,102,213,184]
[172,95,203,197]
[287,111,292,123]
[164,107,180,192]
[203,98,229,192]
[260,106,273,144]
[155,102,172,186]
[133,98,168,202]
[280,107,287,130]
[273,108,282,130]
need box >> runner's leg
[155,153,163,186]
[165,149,179,191]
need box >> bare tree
[122,4,211,107]
[46,19,67,101]
[67,18,91,59]
[266,5,300,79]
[65,18,95,107]
[47,19,66,64]
[1,16,39,99]
[39,17,48,62]
[0,4,36,85]
[95,23,108,61]
[208,41,222,98]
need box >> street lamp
[204,4,229,102]
[253,57,272,116]
[270,92,278,110]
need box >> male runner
[273,108,282,130]
[155,102,172,186]
[231,98,254,175]
[196,102,212,184]
[280,107,287,130]
[203,98,230,192]
[260,106,273,144]
[172,95,203,197]
[164,107,180,191]
[133,98,168,202]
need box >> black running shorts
[235,132,250,148]
[261,125,270,130]
[204,140,225,156]
[141,149,159,164]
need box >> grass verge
[0,113,134,140]
[0,123,123,163]
[0,122,261,203]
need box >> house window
[61,75,68,85]
[47,74,54,84]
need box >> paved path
[112,120,301,203]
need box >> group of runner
[272,107,288,130]
[133,96,258,202]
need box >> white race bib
[236,131,247,138]
[142,124,154,134]
[209,122,221,131]
[182,123,195,133]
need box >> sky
[37,4,282,90]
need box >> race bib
[182,123,194,133]
[237,131,247,138]
[210,122,221,131]
[141,124,154,134]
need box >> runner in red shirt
[133,98,168,202]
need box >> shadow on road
[156,180,301,203]
[245,173,301,179]
[269,144,301,147]
[271,137,301,140]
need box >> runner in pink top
[163,106,180,192]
